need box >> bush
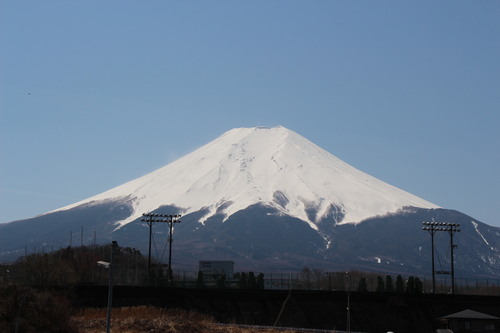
[385,275,394,293]
[357,277,368,292]
[376,276,385,292]
[0,285,77,333]
[395,275,405,293]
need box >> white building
[198,260,234,279]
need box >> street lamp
[97,241,118,333]
[345,272,351,333]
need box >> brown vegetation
[71,306,297,333]
[10,245,149,287]
[0,286,296,333]
[0,285,77,333]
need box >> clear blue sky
[1,1,499,226]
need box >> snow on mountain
[53,126,439,229]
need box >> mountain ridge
[0,126,498,277]
[48,126,439,230]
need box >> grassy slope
[71,306,298,333]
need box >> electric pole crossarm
[422,221,460,294]
[141,213,182,282]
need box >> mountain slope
[1,126,499,278]
[52,126,439,229]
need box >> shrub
[0,285,77,333]
[385,275,394,293]
[376,276,385,292]
[357,277,368,292]
[395,275,405,293]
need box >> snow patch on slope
[472,220,495,251]
[52,126,439,229]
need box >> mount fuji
[53,126,438,228]
[1,126,499,277]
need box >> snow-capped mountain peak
[55,126,439,228]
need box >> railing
[2,264,499,296]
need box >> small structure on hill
[437,309,500,333]
[198,260,234,279]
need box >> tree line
[358,274,423,294]
[300,267,423,293]
[196,271,265,289]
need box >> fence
[2,250,499,296]
[91,269,500,296]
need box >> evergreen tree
[301,267,312,289]
[405,276,415,294]
[216,274,226,289]
[385,275,394,293]
[357,277,368,292]
[248,272,256,289]
[196,271,204,288]
[414,277,423,294]
[376,276,385,292]
[257,273,265,289]
[239,272,247,289]
[395,275,404,293]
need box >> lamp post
[345,272,351,333]
[422,222,460,293]
[97,240,118,333]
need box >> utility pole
[141,213,182,282]
[422,222,460,293]
[141,215,154,272]
[448,224,460,293]
[422,222,438,293]
[166,216,179,282]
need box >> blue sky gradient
[1,1,499,226]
